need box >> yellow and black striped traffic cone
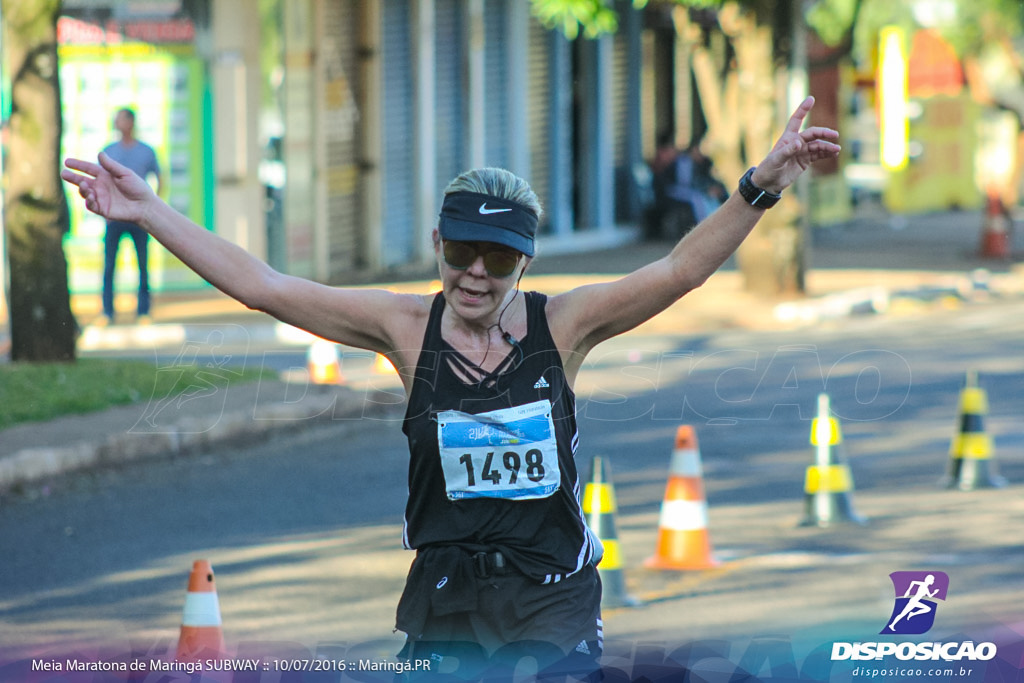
[941,371,1007,490]
[799,394,867,528]
[583,456,641,608]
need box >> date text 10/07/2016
[31,658,433,675]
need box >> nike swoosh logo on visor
[479,203,512,215]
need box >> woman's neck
[444,290,523,349]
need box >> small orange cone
[979,189,1011,259]
[941,370,1008,490]
[799,394,867,527]
[307,339,344,384]
[583,456,641,608]
[176,560,225,662]
[644,425,719,570]
[373,352,396,374]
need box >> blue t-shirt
[102,139,160,182]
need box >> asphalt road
[2,299,1023,678]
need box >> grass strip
[0,358,265,431]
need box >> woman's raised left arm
[548,96,840,368]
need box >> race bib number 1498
[437,400,560,501]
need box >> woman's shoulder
[392,291,436,322]
[391,290,435,329]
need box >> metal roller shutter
[612,4,632,222]
[527,18,552,225]
[482,0,510,168]
[612,17,630,170]
[613,0,642,222]
[434,0,466,200]
[321,0,362,276]
[380,0,416,267]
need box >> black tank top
[401,291,599,583]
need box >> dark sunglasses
[442,241,523,278]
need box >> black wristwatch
[738,167,782,209]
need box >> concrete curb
[76,320,313,353]
[0,384,404,493]
[774,269,1023,325]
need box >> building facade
[57,0,264,294]
[276,0,661,284]
[53,0,677,291]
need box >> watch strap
[738,167,782,209]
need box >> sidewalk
[2,206,1023,493]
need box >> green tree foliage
[807,0,1024,61]
[533,0,1024,59]
[935,0,1023,56]
[530,0,625,39]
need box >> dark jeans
[103,221,150,318]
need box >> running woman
[62,96,839,680]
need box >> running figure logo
[881,571,949,635]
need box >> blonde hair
[443,168,543,222]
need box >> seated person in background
[646,133,728,240]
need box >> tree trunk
[677,1,805,296]
[2,0,77,362]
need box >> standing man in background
[98,107,162,326]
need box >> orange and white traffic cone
[941,371,1008,491]
[583,455,641,608]
[979,189,1011,259]
[644,425,719,570]
[373,353,396,375]
[176,559,226,662]
[307,339,344,385]
[799,394,867,527]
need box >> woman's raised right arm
[62,153,419,353]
